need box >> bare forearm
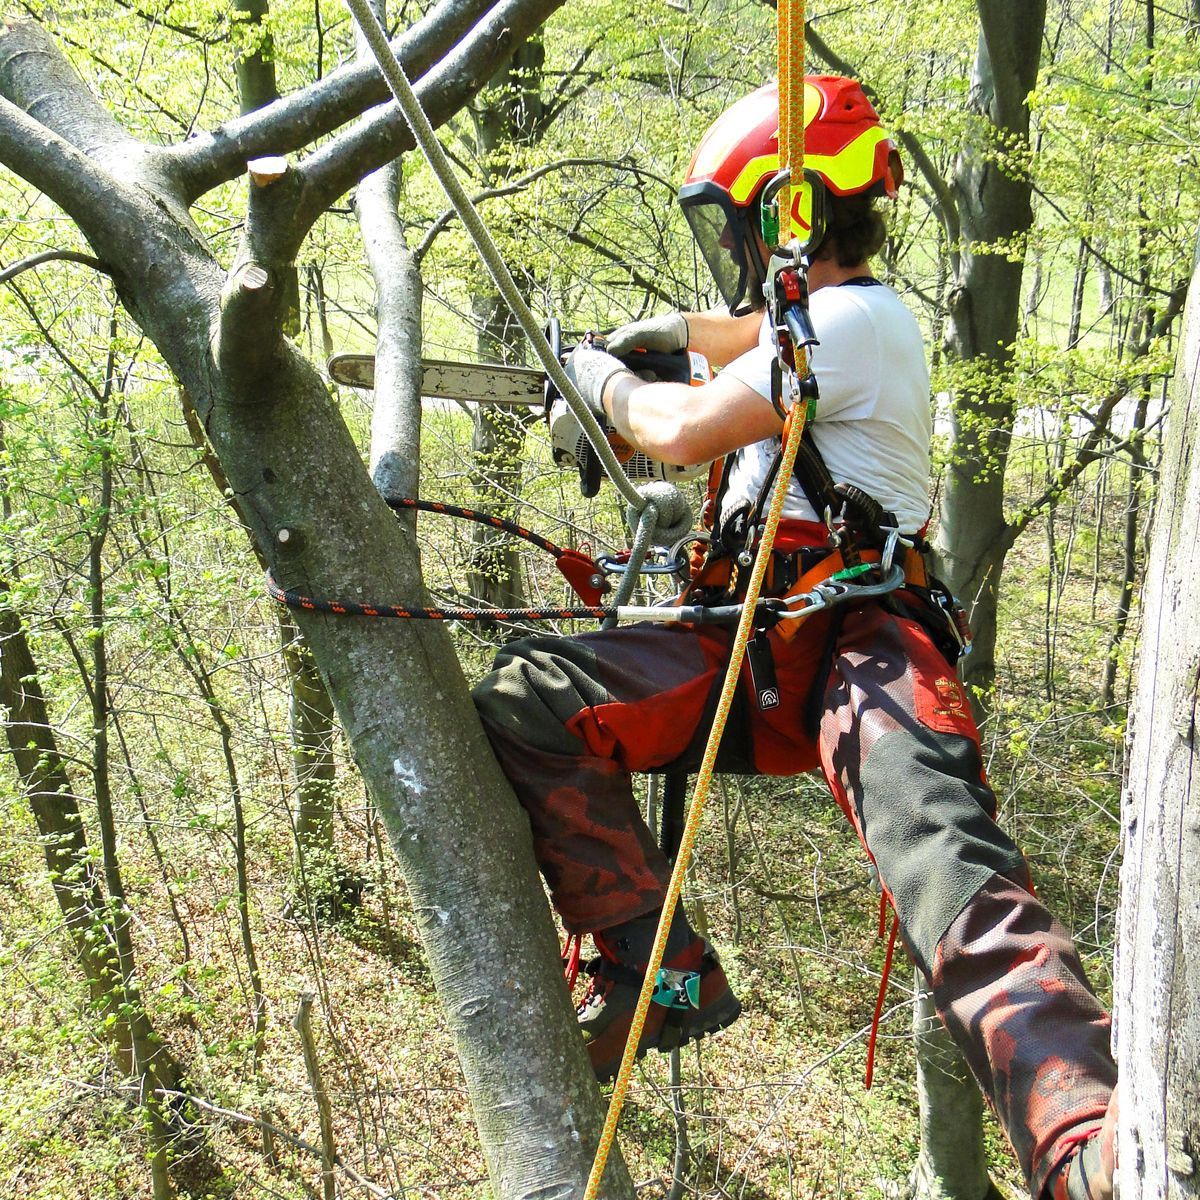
[601,373,780,466]
[681,308,761,368]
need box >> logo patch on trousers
[933,675,968,718]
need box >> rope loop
[626,482,694,550]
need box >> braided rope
[266,570,612,624]
[583,409,814,1200]
[602,501,659,630]
[777,0,806,245]
[585,11,811,1192]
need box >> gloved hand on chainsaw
[604,311,689,358]
[562,343,631,420]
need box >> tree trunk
[910,978,1003,1200]
[0,579,189,1183]
[1116,228,1200,1199]
[932,0,1047,699]
[0,16,635,1196]
[281,612,342,891]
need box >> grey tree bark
[230,0,344,898]
[931,0,1047,698]
[1116,226,1200,1200]
[0,15,634,1199]
[910,979,1004,1200]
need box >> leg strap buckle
[652,967,701,1010]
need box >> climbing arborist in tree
[473,77,1118,1200]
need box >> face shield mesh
[682,197,747,312]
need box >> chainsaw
[326,320,713,498]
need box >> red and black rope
[265,571,613,623]
[385,496,571,560]
[265,495,618,622]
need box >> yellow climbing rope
[582,5,809,1196]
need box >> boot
[577,910,742,1082]
[1045,1090,1118,1200]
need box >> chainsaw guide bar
[327,353,546,406]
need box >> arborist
[472,77,1118,1200]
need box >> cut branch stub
[215,260,287,389]
[248,155,289,187]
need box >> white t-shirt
[719,281,932,534]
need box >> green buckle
[830,562,874,583]
[651,968,701,1011]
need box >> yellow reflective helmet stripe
[728,124,890,205]
[729,152,781,204]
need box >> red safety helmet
[678,77,903,314]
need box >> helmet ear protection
[758,167,828,255]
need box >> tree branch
[0,20,140,157]
[0,96,130,249]
[152,1089,392,1198]
[354,2,423,506]
[414,155,642,262]
[1032,179,1184,300]
[214,257,288,390]
[0,248,109,284]
[545,217,676,307]
[290,0,569,245]
[160,0,496,202]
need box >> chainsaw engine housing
[549,347,714,496]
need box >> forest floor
[0,454,1126,1199]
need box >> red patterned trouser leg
[817,602,1115,1197]
[472,622,740,931]
[475,600,1115,1196]
[933,877,1115,1198]
[471,615,829,930]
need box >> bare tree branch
[1032,178,1185,300]
[0,19,140,155]
[161,0,497,201]
[0,248,109,284]
[545,217,677,308]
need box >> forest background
[0,0,1196,1198]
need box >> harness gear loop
[344,0,648,515]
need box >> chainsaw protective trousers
[472,598,1115,1197]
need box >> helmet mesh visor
[683,200,746,310]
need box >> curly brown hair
[810,192,887,267]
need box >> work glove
[604,311,689,358]
[563,344,630,418]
